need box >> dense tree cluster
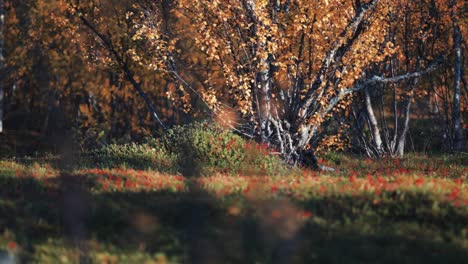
[0,0,465,163]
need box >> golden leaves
[177,0,399,120]
[201,88,219,109]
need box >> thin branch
[320,57,443,119]
[300,0,380,114]
[73,6,167,129]
[341,57,442,96]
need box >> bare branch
[300,0,380,114]
[320,57,443,118]
[341,58,442,96]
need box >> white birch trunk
[364,87,383,154]
[450,0,464,151]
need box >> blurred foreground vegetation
[0,149,466,263]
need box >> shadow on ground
[0,172,467,264]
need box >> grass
[0,154,467,263]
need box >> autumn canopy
[0,0,465,164]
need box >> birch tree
[67,0,445,166]
[450,0,464,151]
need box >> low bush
[89,142,178,174]
[155,122,289,176]
[155,122,245,175]
[89,122,290,176]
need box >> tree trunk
[259,69,272,143]
[0,0,5,133]
[364,87,383,155]
[396,94,412,157]
[244,0,273,143]
[450,0,464,151]
[396,65,420,158]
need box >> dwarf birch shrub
[90,122,289,176]
[154,122,289,176]
[90,142,178,173]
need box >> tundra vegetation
[0,0,466,263]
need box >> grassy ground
[0,154,467,263]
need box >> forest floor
[0,154,467,263]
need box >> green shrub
[153,122,245,175]
[89,142,178,174]
[89,122,290,176]
[154,122,289,176]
